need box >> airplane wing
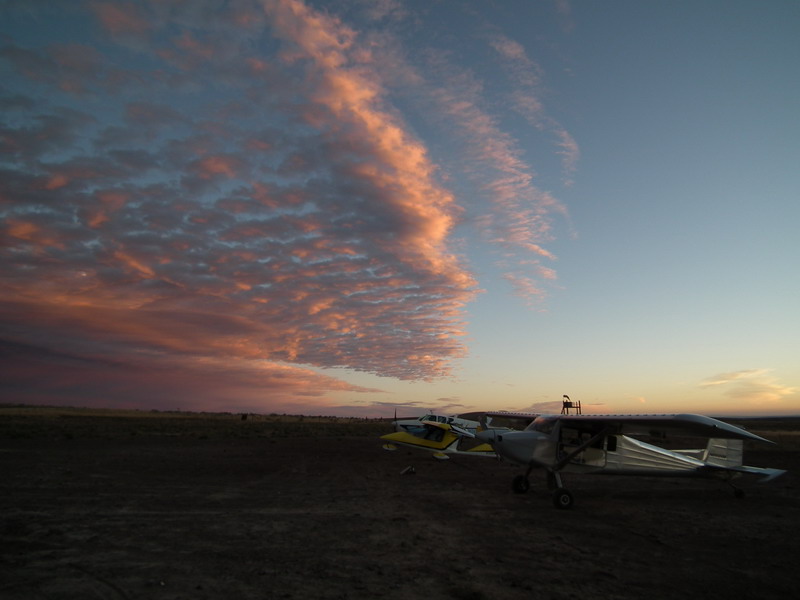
[552,413,773,444]
[482,411,540,430]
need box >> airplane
[381,410,540,460]
[381,420,495,460]
[391,412,481,434]
[476,412,786,509]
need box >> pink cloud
[554,0,576,34]
[418,64,565,302]
[488,33,543,89]
[0,334,381,413]
[194,155,242,179]
[263,0,475,283]
[4,219,66,252]
[0,0,582,410]
[91,2,151,36]
[554,128,580,183]
[125,102,186,126]
[502,273,546,307]
[0,0,486,412]
[485,32,580,186]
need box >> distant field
[724,417,800,451]
[0,405,392,440]
[1,405,798,449]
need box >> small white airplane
[476,412,786,509]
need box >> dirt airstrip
[1,411,799,599]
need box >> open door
[558,427,607,467]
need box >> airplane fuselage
[476,414,784,480]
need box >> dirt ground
[1,423,799,599]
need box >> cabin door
[558,427,607,467]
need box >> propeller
[449,424,476,438]
[382,407,399,451]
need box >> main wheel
[552,488,574,510]
[512,474,530,494]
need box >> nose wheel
[552,488,574,509]
[512,474,530,494]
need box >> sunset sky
[2,0,798,417]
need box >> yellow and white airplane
[381,411,539,460]
[391,412,481,434]
[381,418,495,460]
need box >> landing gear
[552,488,574,510]
[726,478,746,499]
[729,482,745,498]
[510,469,575,509]
[547,471,574,509]
[512,474,530,494]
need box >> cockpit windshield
[527,416,557,434]
[420,414,452,424]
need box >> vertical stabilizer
[704,438,743,468]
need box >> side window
[607,435,617,452]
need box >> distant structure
[561,395,581,415]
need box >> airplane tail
[703,438,744,468]
[704,438,787,482]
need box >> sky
[1,0,798,418]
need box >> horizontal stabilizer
[731,466,787,483]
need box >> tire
[512,474,530,494]
[552,488,574,510]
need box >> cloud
[0,337,379,414]
[333,396,469,419]
[554,127,580,185]
[410,30,575,304]
[487,32,580,185]
[432,398,468,413]
[0,0,486,411]
[305,8,576,307]
[502,273,546,307]
[0,0,576,411]
[92,2,151,36]
[701,369,797,407]
[421,75,562,303]
[553,0,575,34]
[516,400,564,414]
